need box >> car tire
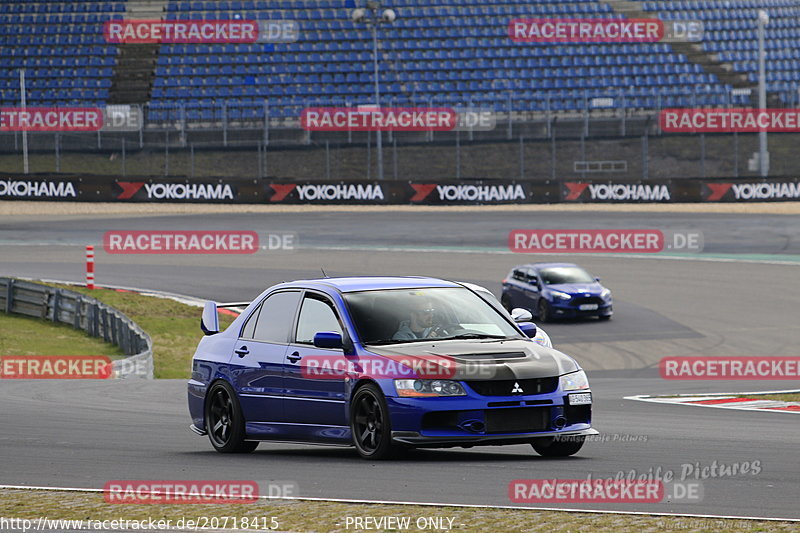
[350,383,402,460]
[500,294,512,312]
[531,435,585,457]
[537,299,550,323]
[205,380,258,454]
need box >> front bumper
[550,301,612,318]
[392,427,598,446]
[386,387,593,447]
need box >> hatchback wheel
[205,381,258,453]
[538,299,551,323]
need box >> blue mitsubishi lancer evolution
[188,276,597,459]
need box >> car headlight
[394,379,466,397]
[550,290,571,300]
[559,370,590,391]
[600,288,612,301]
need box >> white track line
[626,389,800,414]
[0,484,797,523]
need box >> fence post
[325,140,331,180]
[506,91,512,140]
[550,121,557,181]
[519,135,524,180]
[222,103,228,147]
[733,132,739,178]
[257,143,263,178]
[122,138,126,177]
[642,132,649,180]
[366,127,372,180]
[5,278,14,313]
[52,288,60,323]
[455,129,461,180]
[393,136,398,180]
[164,130,170,176]
[700,133,706,177]
[55,133,60,172]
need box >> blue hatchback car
[501,263,613,322]
[188,276,597,459]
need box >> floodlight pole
[372,22,383,180]
[757,10,769,177]
[353,2,396,180]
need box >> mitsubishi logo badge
[511,382,523,393]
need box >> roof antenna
[320,268,329,278]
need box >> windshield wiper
[437,333,512,341]
[365,339,421,345]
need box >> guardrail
[0,278,154,379]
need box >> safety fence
[0,278,153,379]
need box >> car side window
[240,302,262,339]
[512,269,526,281]
[251,291,302,344]
[295,295,342,345]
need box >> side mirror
[595,277,601,282]
[313,331,343,349]
[528,275,539,286]
[518,322,538,339]
[200,301,219,336]
[511,308,533,323]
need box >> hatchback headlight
[550,290,571,300]
[600,289,612,301]
[394,379,466,397]
[559,370,590,391]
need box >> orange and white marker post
[86,245,95,289]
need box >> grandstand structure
[2,0,797,120]
[1,0,799,180]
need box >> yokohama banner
[1,175,799,204]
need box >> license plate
[579,304,598,311]
[568,392,592,405]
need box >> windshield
[539,267,595,285]
[343,287,521,345]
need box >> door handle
[234,346,249,358]
[287,351,302,363]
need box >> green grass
[736,393,800,402]
[0,312,125,357]
[41,283,235,379]
[0,489,796,533]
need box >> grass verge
[39,283,236,379]
[732,393,800,402]
[0,489,796,533]
[0,312,125,357]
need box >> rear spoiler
[200,301,251,336]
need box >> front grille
[571,296,604,307]
[466,377,558,396]
[485,407,550,433]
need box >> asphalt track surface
[1,208,799,521]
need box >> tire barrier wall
[0,175,799,204]
[0,278,154,379]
